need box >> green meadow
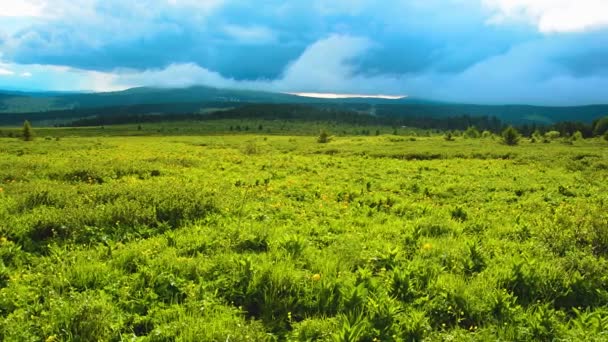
[1,126,607,341]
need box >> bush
[22,120,34,141]
[243,141,260,155]
[530,129,543,143]
[593,116,608,136]
[444,132,455,141]
[501,126,520,146]
[464,126,480,139]
[545,131,561,140]
[572,131,584,141]
[318,130,332,143]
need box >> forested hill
[0,85,607,127]
[376,104,608,125]
[63,103,507,133]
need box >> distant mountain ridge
[0,85,607,126]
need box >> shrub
[481,130,492,139]
[464,126,480,139]
[545,131,561,140]
[444,132,455,141]
[451,207,468,222]
[501,126,520,146]
[593,116,608,136]
[603,131,608,141]
[22,120,34,141]
[243,140,260,155]
[530,129,542,143]
[572,131,584,141]
[318,130,332,143]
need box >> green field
[1,129,607,341]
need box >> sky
[0,0,607,105]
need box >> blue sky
[0,0,607,105]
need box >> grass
[0,128,607,341]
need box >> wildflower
[46,335,58,342]
[312,273,321,281]
[0,237,7,244]
[422,243,433,251]
[0,187,3,192]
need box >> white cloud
[0,68,15,76]
[20,72,32,77]
[272,35,375,93]
[484,0,608,33]
[108,63,241,90]
[1,33,607,105]
[84,35,381,94]
[0,0,45,17]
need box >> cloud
[0,68,15,76]
[223,25,278,44]
[0,0,45,17]
[72,33,603,105]
[0,0,607,105]
[484,0,608,33]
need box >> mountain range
[0,85,606,126]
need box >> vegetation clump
[501,126,520,145]
[317,130,332,143]
[22,120,35,141]
[545,130,561,140]
[593,116,608,137]
[464,126,481,139]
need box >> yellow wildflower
[311,273,321,281]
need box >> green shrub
[243,140,261,155]
[22,120,34,141]
[318,130,332,143]
[464,126,480,139]
[501,126,520,146]
[593,116,608,136]
[545,130,561,140]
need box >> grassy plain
[0,127,607,341]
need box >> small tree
[502,126,520,146]
[464,126,481,139]
[317,130,332,143]
[22,120,34,141]
[593,116,608,136]
[530,129,542,143]
[572,131,584,141]
[444,132,455,141]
